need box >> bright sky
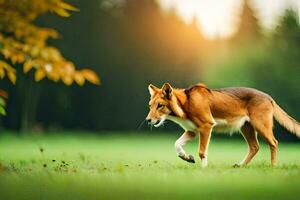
[158,0,300,39]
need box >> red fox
[146,83,300,168]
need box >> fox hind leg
[198,124,213,168]
[234,122,259,167]
[250,109,278,167]
[256,127,278,166]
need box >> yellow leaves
[23,61,35,73]
[29,61,100,86]
[0,36,101,86]
[0,62,5,79]
[0,67,4,79]
[58,65,100,86]
[2,53,100,86]
[10,54,18,64]
[40,49,50,60]
[0,60,16,84]
[52,1,79,17]
[45,64,60,82]
[11,52,25,64]
[1,45,25,64]
[53,8,71,17]
[1,48,11,59]
[73,71,85,86]
[59,68,100,86]
[7,71,16,84]
[63,62,75,75]
[0,0,100,87]
[59,2,79,12]
[81,69,101,85]
[30,46,40,57]
[48,47,62,62]
[43,28,59,39]
[35,68,46,82]
[62,76,73,85]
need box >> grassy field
[0,132,299,200]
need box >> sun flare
[158,0,297,39]
[158,0,242,39]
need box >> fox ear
[148,84,159,96]
[162,83,173,99]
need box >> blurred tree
[0,0,100,131]
[86,0,207,130]
[273,9,300,54]
[0,0,100,85]
[250,9,300,141]
[205,8,300,141]
[233,0,261,43]
[33,0,207,131]
[265,9,300,114]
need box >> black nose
[147,119,151,123]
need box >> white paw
[201,158,208,168]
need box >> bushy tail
[273,101,300,138]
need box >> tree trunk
[20,76,41,133]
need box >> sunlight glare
[158,0,297,39]
[158,0,241,39]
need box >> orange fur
[146,83,300,167]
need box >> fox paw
[232,163,241,168]
[187,155,195,163]
[178,154,195,163]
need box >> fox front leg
[175,131,196,163]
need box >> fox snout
[146,117,164,127]
[146,117,158,125]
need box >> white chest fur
[166,115,250,135]
[165,115,198,132]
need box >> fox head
[146,83,186,127]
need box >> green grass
[0,132,299,200]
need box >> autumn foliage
[0,0,100,86]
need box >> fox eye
[157,103,164,109]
